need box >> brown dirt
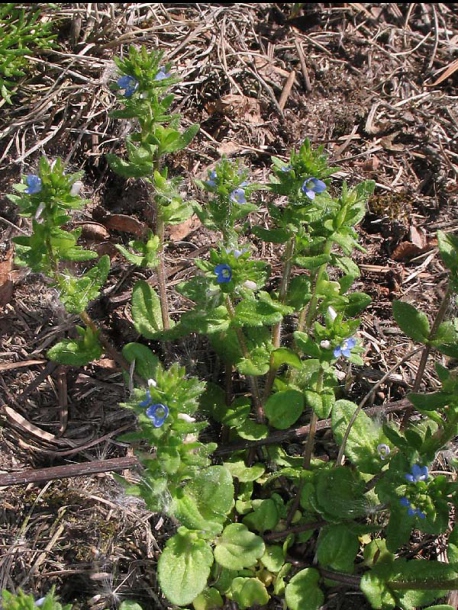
[1,3,458,609]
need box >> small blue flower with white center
[229,187,246,204]
[155,67,171,81]
[333,337,356,359]
[301,177,326,200]
[25,175,42,195]
[281,164,292,172]
[117,75,139,98]
[145,403,169,428]
[214,263,232,284]
[138,379,169,427]
[405,464,428,483]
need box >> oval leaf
[158,529,214,607]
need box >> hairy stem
[298,241,332,333]
[264,238,295,401]
[225,295,265,423]
[286,368,323,525]
[401,285,452,428]
[155,212,170,331]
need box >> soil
[1,3,458,610]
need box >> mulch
[1,4,458,608]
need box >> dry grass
[1,3,458,608]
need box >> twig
[278,70,296,111]
[294,36,312,93]
[214,398,412,456]
[0,456,140,487]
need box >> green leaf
[332,399,387,473]
[313,466,366,521]
[230,578,270,610]
[176,123,200,150]
[294,331,322,358]
[131,280,163,338]
[265,390,304,429]
[386,499,414,553]
[294,253,331,269]
[233,299,284,327]
[408,391,451,411]
[437,230,458,272]
[243,499,280,533]
[286,275,312,310]
[58,254,110,314]
[392,562,457,608]
[270,347,302,370]
[192,587,224,610]
[119,603,144,610]
[316,524,360,573]
[220,398,251,428]
[122,342,159,381]
[236,419,269,441]
[236,348,270,375]
[392,300,431,343]
[285,568,324,610]
[305,389,331,419]
[251,225,291,243]
[260,545,286,573]
[158,528,214,607]
[343,292,372,317]
[106,152,152,178]
[214,523,265,570]
[47,326,102,366]
[223,460,265,482]
[171,466,234,535]
[448,526,458,564]
[182,306,230,335]
[360,566,397,609]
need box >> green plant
[1,587,71,610]
[0,4,56,103]
[8,46,458,610]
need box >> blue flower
[214,263,232,283]
[405,464,428,483]
[145,403,169,428]
[155,67,171,81]
[206,170,217,187]
[281,164,292,172]
[399,496,426,519]
[230,188,246,204]
[377,443,391,460]
[333,337,356,359]
[301,177,326,200]
[25,174,42,194]
[117,75,139,98]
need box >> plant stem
[297,241,332,333]
[388,578,458,591]
[264,238,295,401]
[401,285,452,428]
[155,211,170,331]
[286,368,323,525]
[225,295,265,423]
